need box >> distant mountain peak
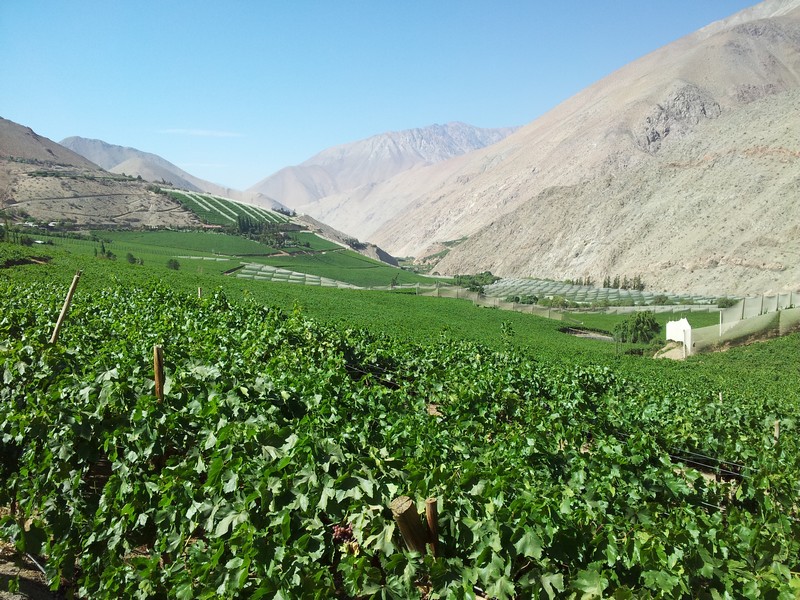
[247,122,518,209]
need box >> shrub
[454,271,500,293]
[505,294,538,305]
[614,311,660,343]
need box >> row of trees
[2,216,41,247]
[561,275,646,290]
[564,276,595,287]
[602,274,646,291]
[234,216,313,249]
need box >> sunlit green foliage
[1,273,798,597]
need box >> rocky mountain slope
[247,122,517,235]
[352,0,800,295]
[60,136,285,210]
[0,120,201,228]
[0,118,96,169]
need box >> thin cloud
[179,162,229,169]
[160,128,245,138]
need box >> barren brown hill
[0,118,96,169]
[0,120,200,228]
[355,0,800,296]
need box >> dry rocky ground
[0,161,201,229]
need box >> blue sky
[1,1,757,189]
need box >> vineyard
[164,190,289,227]
[1,276,799,598]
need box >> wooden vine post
[153,345,165,402]
[390,496,440,557]
[49,270,82,344]
[425,498,440,557]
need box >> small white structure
[666,318,692,357]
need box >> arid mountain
[60,136,285,210]
[0,120,201,228]
[0,118,96,169]
[247,122,518,234]
[350,0,800,295]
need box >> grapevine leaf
[513,528,543,560]
[540,573,564,599]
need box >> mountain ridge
[59,136,285,210]
[354,0,800,295]
[247,122,518,218]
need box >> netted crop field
[235,263,358,288]
[484,278,716,306]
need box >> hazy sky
[1,1,757,189]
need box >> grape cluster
[332,522,354,543]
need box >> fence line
[415,285,800,352]
[682,292,800,355]
[691,307,800,354]
[720,291,798,334]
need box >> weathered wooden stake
[425,497,439,557]
[153,345,165,402]
[774,419,780,443]
[390,496,428,554]
[198,287,203,298]
[49,270,82,344]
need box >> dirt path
[654,341,686,360]
[0,544,59,600]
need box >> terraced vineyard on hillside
[165,190,289,226]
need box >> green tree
[614,311,660,343]
[166,258,180,270]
